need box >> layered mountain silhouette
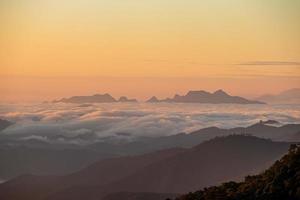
[256,88,300,104]
[173,144,300,200]
[0,135,290,200]
[87,121,300,156]
[54,94,137,103]
[0,121,299,181]
[53,90,264,104]
[147,90,264,104]
[0,119,13,132]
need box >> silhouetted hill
[55,94,117,103]
[107,135,289,194]
[118,96,138,102]
[54,94,138,103]
[146,96,160,103]
[0,135,290,200]
[146,90,264,104]
[0,119,13,131]
[174,144,300,200]
[259,119,280,125]
[257,88,300,104]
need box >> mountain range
[256,88,300,104]
[53,90,264,104]
[0,121,299,181]
[0,135,290,200]
[54,94,137,103]
[87,121,300,155]
[147,90,264,104]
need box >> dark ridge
[174,144,300,200]
[0,119,13,131]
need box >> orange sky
[0,0,300,102]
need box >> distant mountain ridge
[54,94,137,103]
[147,90,264,104]
[256,88,300,104]
[85,121,300,156]
[0,121,299,181]
[118,96,138,102]
[53,90,264,104]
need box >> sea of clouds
[0,102,300,144]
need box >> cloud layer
[239,61,300,66]
[0,103,299,144]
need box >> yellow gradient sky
[0,0,300,102]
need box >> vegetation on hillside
[172,144,300,200]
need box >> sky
[0,0,300,102]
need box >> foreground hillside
[0,135,290,200]
[174,144,300,200]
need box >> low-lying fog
[1,103,300,144]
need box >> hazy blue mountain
[147,90,264,104]
[257,88,300,104]
[0,148,184,200]
[0,135,290,200]
[0,146,115,181]
[88,121,300,156]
